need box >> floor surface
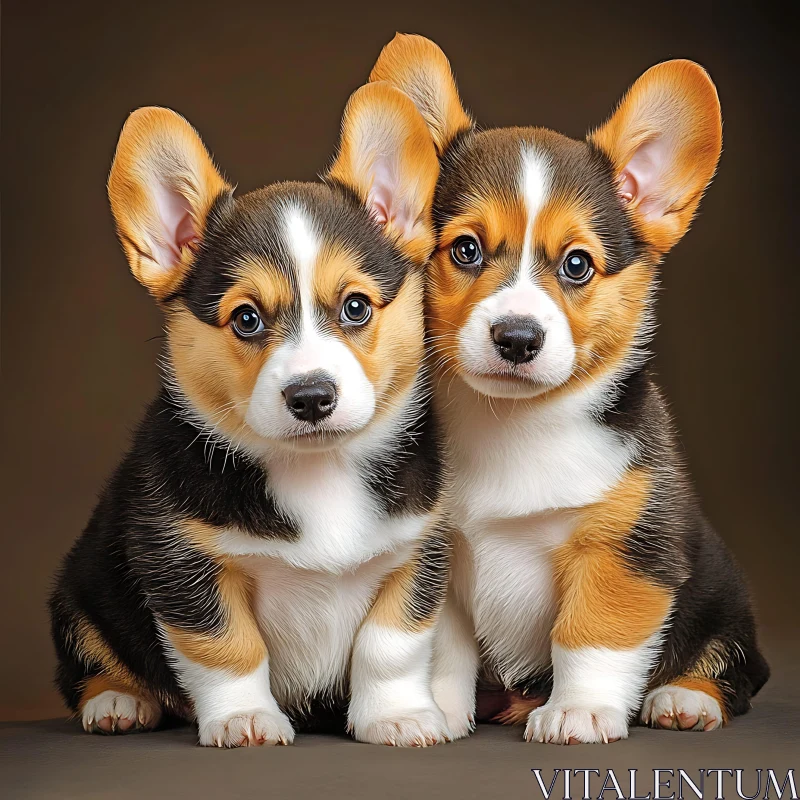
[3,641,798,799]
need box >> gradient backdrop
[2,0,796,721]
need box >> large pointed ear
[368,33,472,155]
[589,60,722,255]
[107,107,231,300]
[328,81,440,264]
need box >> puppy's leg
[526,469,672,745]
[430,534,478,739]
[641,634,768,731]
[348,530,452,746]
[430,592,478,739]
[160,562,294,748]
[51,604,165,735]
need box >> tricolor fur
[49,86,465,747]
[369,34,769,744]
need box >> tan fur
[166,305,276,451]
[177,518,223,556]
[525,190,654,401]
[552,470,673,649]
[218,256,296,323]
[368,515,445,633]
[108,107,230,299]
[310,243,384,317]
[72,617,187,714]
[369,33,472,155]
[163,562,266,676]
[72,616,144,693]
[349,272,425,406]
[111,91,438,459]
[370,561,427,631]
[161,233,427,458]
[672,676,729,722]
[548,262,653,402]
[589,60,722,254]
[439,194,528,258]
[535,195,607,272]
[371,40,721,411]
[165,257,297,454]
[78,674,146,711]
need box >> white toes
[641,685,723,732]
[524,702,629,745]
[198,708,295,748]
[441,709,475,742]
[431,683,475,741]
[350,705,452,747]
[81,690,161,734]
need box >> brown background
[1,0,796,722]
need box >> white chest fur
[464,511,574,685]
[443,380,632,526]
[217,450,428,573]
[442,379,634,685]
[241,547,411,705]
[214,449,430,704]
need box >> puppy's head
[108,86,438,453]
[370,35,722,400]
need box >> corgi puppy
[49,83,457,747]
[368,35,770,744]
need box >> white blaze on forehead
[453,146,576,398]
[284,204,320,331]
[242,201,377,444]
[518,146,550,279]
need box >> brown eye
[451,235,483,269]
[560,251,594,284]
[232,305,265,337]
[340,295,372,326]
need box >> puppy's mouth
[278,424,359,451]
[472,368,540,382]
[457,363,554,400]
[288,427,348,442]
[462,361,545,385]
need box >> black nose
[491,316,546,365]
[283,375,337,423]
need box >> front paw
[431,682,475,741]
[349,703,451,747]
[525,702,628,744]
[641,684,723,731]
[198,708,295,748]
[82,690,162,734]
[440,707,474,742]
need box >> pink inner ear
[366,185,390,227]
[619,136,673,220]
[175,214,200,253]
[365,156,416,239]
[151,181,199,268]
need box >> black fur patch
[404,524,451,626]
[130,393,299,539]
[361,381,445,516]
[178,182,414,329]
